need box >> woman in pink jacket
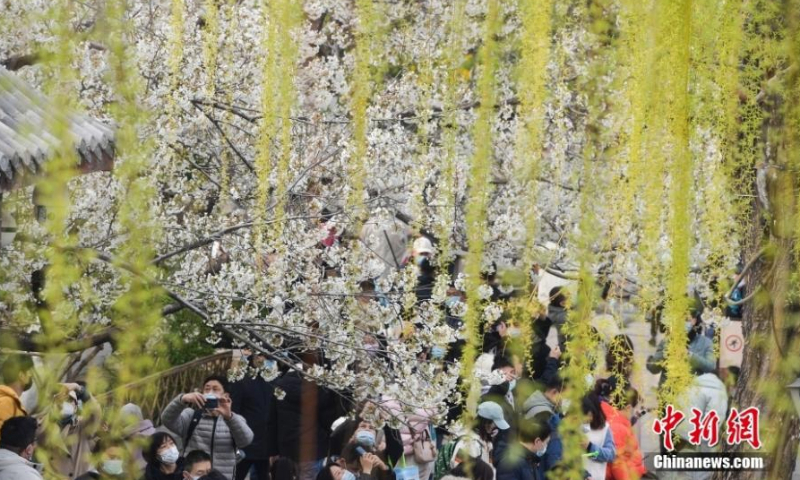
[380,398,436,480]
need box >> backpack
[433,436,474,480]
[432,437,461,480]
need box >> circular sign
[725,334,743,352]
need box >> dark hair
[320,207,334,223]
[601,282,612,301]
[519,412,552,444]
[581,392,606,430]
[1,354,34,384]
[202,375,228,393]
[329,419,359,457]
[0,416,37,451]
[544,374,564,392]
[316,461,342,480]
[270,457,299,480]
[491,355,514,372]
[594,378,613,399]
[145,432,177,465]
[549,287,567,308]
[476,417,496,443]
[451,458,494,480]
[198,470,228,480]
[184,450,212,472]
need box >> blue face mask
[508,379,517,391]
[685,321,693,333]
[342,471,356,480]
[431,346,446,359]
[535,443,547,457]
[445,296,461,310]
[355,430,376,448]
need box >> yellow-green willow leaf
[435,0,467,268]
[461,0,501,423]
[272,0,302,248]
[656,0,694,410]
[203,0,220,97]
[517,0,552,267]
[346,0,378,226]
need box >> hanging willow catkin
[346,0,377,227]
[217,0,240,206]
[460,0,501,422]
[202,0,219,97]
[165,0,185,177]
[514,0,553,372]
[556,1,611,478]
[657,0,695,410]
[635,0,668,322]
[35,1,90,477]
[255,0,278,254]
[435,0,467,268]
[272,0,302,248]
[517,0,552,267]
[96,1,166,470]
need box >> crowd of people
[0,236,742,480]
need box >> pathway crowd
[0,236,742,480]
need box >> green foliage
[162,308,216,367]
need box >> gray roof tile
[0,67,115,191]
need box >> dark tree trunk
[715,43,800,479]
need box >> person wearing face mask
[42,382,102,480]
[381,398,436,480]
[230,354,275,480]
[522,376,564,476]
[342,442,391,480]
[120,403,156,471]
[646,307,716,385]
[266,358,345,480]
[0,416,41,480]
[161,376,254,480]
[495,413,552,480]
[0,355,35,442]
[580,393,616,480]
[481,357,518,466]
[183,450,213,480]
[145,432,185,480]
[482,319,510,358]
[75,439,127,480]
[448,401,510,474]
[594,380,646,480]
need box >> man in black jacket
[230,354,275,480]
[266,367,343,480]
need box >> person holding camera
[161,376,254,480]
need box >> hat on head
[413,237,434,256]
[477,401,510,430]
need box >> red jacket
[601,401,646,480]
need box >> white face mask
[560,398,571,413]
[158,445,180,465]
[101,459,124,476]
[61,401,76,418]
